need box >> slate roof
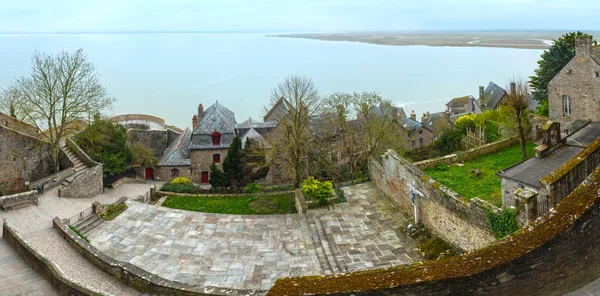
[401,116,423,132]
[422,111,449,130]
[446,95,472,108]
[192,101,236,135]
[158,128,192,166]
[481,81,507,110]
[235,117,277,138]
[240,128,267,148]
[373,104,406,119]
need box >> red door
[201,171,209,184]
[145,168,154,180]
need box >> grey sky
[1,0,599,32]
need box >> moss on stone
[540,136,600,185]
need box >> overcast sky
[1,0,599,33]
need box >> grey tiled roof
[401,117,422,132]
[192,101,236,135]
[158,128,192,166]
[240,128,266,148]
[446,96,472,108]
[482,81,507,110]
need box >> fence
[537,195,549,217]
[66,206,94,226]
[462,126,486,149]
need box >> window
[411,140,416,148]
[596,72,599,78]
[211,132,221,146]
[563,95,571,116]
[567,69,572,75]
[171,169,179,177]
[213,153,220,163]
[419,138,424,146]
[419,130,423,135]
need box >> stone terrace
[87,182,421,292]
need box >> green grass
[69,225,90,243]
[162,193,297,215]
[424,142,536,207]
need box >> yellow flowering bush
[301,176,333,206]
[172,177,191,185]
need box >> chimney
[421,112,429,124]
[198,104,204,118]
[576,35,593,56]
[410,110,416,121]
[510,82,516,95]
[192,115,198,129]
[478,86,485,107]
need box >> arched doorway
[145,167,154,180]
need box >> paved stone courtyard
[87,182,421,291]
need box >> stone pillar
[514,187,538,225]
[92,201,100,214]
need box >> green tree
[242,138,269,184]
[209,162,227,188]
[130,143,158,167]
[530,32,597,116]
[75,115,132,177]
[223,137,244,187]
[503,79,532,159]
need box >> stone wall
[414,136,519,170]
[28,167,76,193]
[127,129,168,159]
[59,165,103,199]
[268,166,600,296]
[541,136,600,205]
[190,149,228,183]
[369,150,496,252]
[0,125,56,195]
[0,190,38,210]
[294,189,308,214]
[0,112,40,138]
[2,221,105,296]
[155,166,191,182]
[52,217,261,296]
[167,129,182,146]
[110,114,166,126]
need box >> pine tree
[209,163,227,188]
[223,137,244,187]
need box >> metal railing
[537,195,549,217]
[67,206,94,226]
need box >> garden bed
[424,142,536,207]
[161,193,297,215]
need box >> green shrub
[486,208,519,239]
[101,203,128,221]
[69,225,90,243]
[435,163,449,171]
[160,182,199,194]
[172,177,191,185]
[244,183,263,193]
[301,177,334,206]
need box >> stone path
[0,183,158,296]
[0,237,57,296]
[87,182,422,291]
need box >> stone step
[320,216,347,273]
[0,238,57,295]
[72,214,100,229]
[80,216,105,235]
[314,214,342,274]
[307,215,333,275]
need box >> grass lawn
[424,142,536,207]
[161,193,297,215]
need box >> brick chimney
[421,112,430,124]
[192,115,198,129]
[478,85,485,107]
[576,35,593,56]
[510,82,516,95]
[198,104,204,118]
[410,110,416,121]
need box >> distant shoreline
[269,32,572,50]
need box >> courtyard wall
[369,150,496,252]
[59,139,103,199]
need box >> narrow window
[419,130,423,135]
[567,69,572,75]
[563,95,571,116]
[596,72,599,78]
[411,140,416,148]
[419,138,424,146]
[211,132,221,146]
[171,169,179,177]
[213,153,220,164]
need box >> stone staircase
[73,214,105,235]
[60,145,88,189]
[307,207,344,275]
[0,237,57,296]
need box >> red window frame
[213,153,220,164]
[211,132,222,146]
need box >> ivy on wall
[485,208,519,239]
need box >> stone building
[445,95,477,115]
[548,35,600,130]
[404,111,435,150]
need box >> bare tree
[6,49,113,171]
[265,75,322,187]
[0,87,26,120]
[503,78,532,159]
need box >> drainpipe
[409,182,424,224]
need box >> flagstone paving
[87,182,422,291]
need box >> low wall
[267,165,600,295]
[52,217,262,296]
[59,165,103,199]
[414,136,519,170]
[66,138,101,168]
[541,136,600,205]
[157,190,295,197]
[29,167,75,192]
[2,221,106,296]
[369,150,496,252]
[294,189,308,214]
[0,190,38,210]
[110,114,166,126]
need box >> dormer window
[211,132,221,146]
